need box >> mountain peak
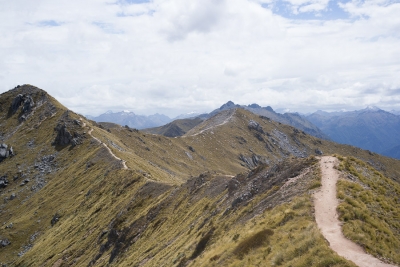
[364,106,381,111]
[219,101,237,110]
[248,103,261,109]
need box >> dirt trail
[87,128,128,169]
[314,156,396,267]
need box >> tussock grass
[233,229,273,258]
[337,156,400,264]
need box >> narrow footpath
[80,118,128,170]
[314,156,396,267]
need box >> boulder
[315,148,323,155]
[0,239,11,247]
[0,144,15,161]
[0,144,8,158]
[0,175,8,188]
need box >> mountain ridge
[0,85,399,266]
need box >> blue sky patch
[263,0,352,20]
[37,20,63,27]
[93,22,124,34]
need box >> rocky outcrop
[10,94,24,113]
[0,144,14,162]
[10,94,35,121]
[54,124,73,146]
[53,123,82,146]
[239,154,267,169]
[248,120,264,134]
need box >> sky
[1,0,400,117]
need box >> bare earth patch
[314,156,396,267]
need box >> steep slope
[0,85,399,266]
[306,108,400,158]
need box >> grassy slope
[0,85,399,266]
[336,156,400,265]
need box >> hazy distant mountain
[390,110,400,115]
[306,107,400,159]
[173,112,201,120]
[88,110,171,129]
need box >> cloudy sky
[1,0,400,117]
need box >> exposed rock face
[248,120,264,133]
[239,154,267,169]
[10,94,24,113]
[23,96,34,113]
[0,144,14,162]
[10,93,35,121]
[54,124,73,146]
[54,124,82,146]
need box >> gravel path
[314,156,396,267]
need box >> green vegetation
[337,156,400,264]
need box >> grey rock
[9,193,16,200]
[0,176,8,189]
[51,213,61,226]
[22,96,34,113]
[0,239,10,247]
[248,120,264,134]
[53,123,73,146]
[315,148,323,155]
[0,144,15,161]
[10,94,24,113]
[0,144,7,158]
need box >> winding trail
[314,156,396,267]
[87,128,128,169]
[80,118,128,170]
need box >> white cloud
[0,0,400,116]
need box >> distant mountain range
[88,104,400,160]
[86,111,202,129]
[86,110,171,129]
[306,107,400,159]
[144,101,328,139]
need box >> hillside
[306,108,400,159]
[0,85,399,266]
[144,117,203,137]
